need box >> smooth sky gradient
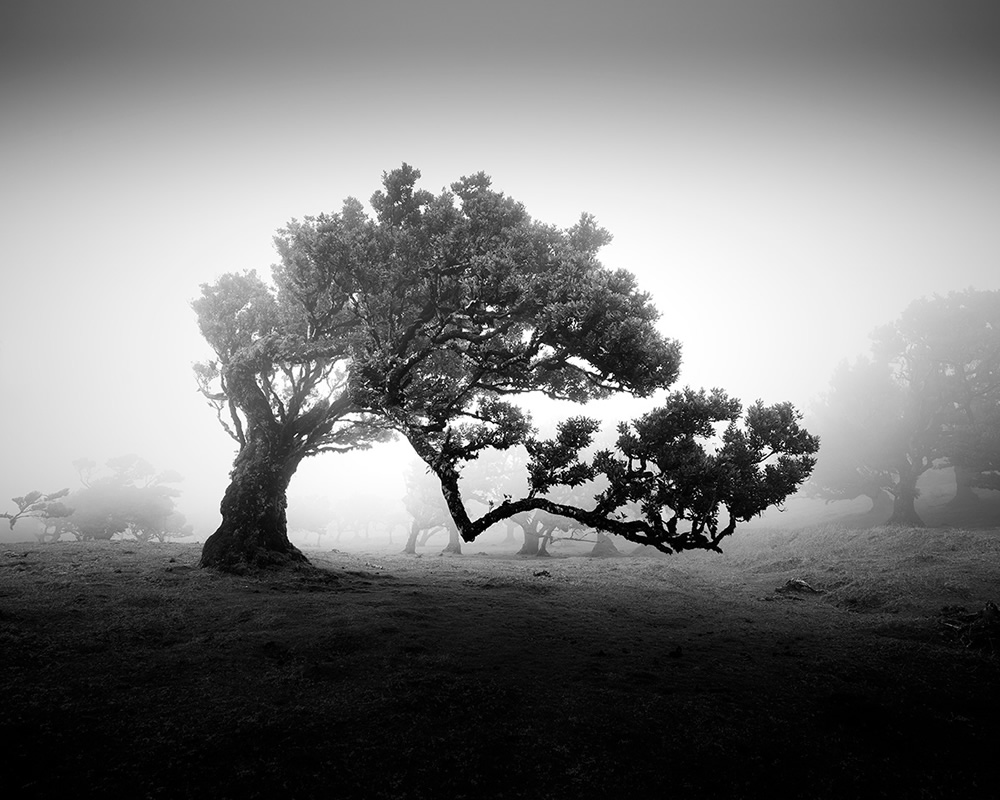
[3,1,999,535]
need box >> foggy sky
[2,1,999,536]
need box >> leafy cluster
[435,389,817,554]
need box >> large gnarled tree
[195,165,817,571]
[194,249,386,569]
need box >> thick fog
[2,1,999,541]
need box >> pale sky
[2,1,999,536]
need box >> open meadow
[2,525,998,799]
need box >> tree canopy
[808,289,1000,526]
[194,165,817,571]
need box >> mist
[2,1,999,542]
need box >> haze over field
[2,1,999,536]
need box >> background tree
[286,494,338,547]
[64,455,191,541]
[806,357,908,522]
[508,483,599,557]
[456,448,538,553]
[1,489,72,531]
[899,290,1000,514]
[34,515,77,544]
[808,290,1000,527]
[329,489,406,547]
[3,457,190,542]
[195,165,816,570]
[401,460,460,555]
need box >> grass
[1,525,999,799]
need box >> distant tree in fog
[62,455,192,542]
[907,290,1000,508]
[3,457,191,542]
[509,482,597,557]
[332,493,405,546]
[401,460,460,554]
[1,488,72,532]
[807,357,924,522]
[457,449,535,553]
[809,289,1000,526]
[286,495,338,547]
[193,165,817,571]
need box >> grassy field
[2,524,998,799]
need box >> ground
[1,525,998,799]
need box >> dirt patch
[2,529,998,798]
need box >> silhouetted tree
[429,390,816,554]
[194,165,816,571]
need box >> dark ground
[1,524,998,799]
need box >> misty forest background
[4,280,999,552]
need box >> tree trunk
[865,488,894,521]
[403,520,420,554]
[418,527,438,546]
[502,520,517,546]
[200,438,307,572]
[888,469,924,527]
[517,519,540,556]
[948,464,982,510]
[589,531,622,557]
[537,526,553,557]
[442,523,462,554]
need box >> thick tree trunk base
[403,523,420,555]
[442,525,462,554]
[887,473,925,527]
[200,529,310,574]
[887,502,925,528]
[589,534,622,558]
[199,445,308,574]
[502,523,517,545]
[517,532,540,556]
